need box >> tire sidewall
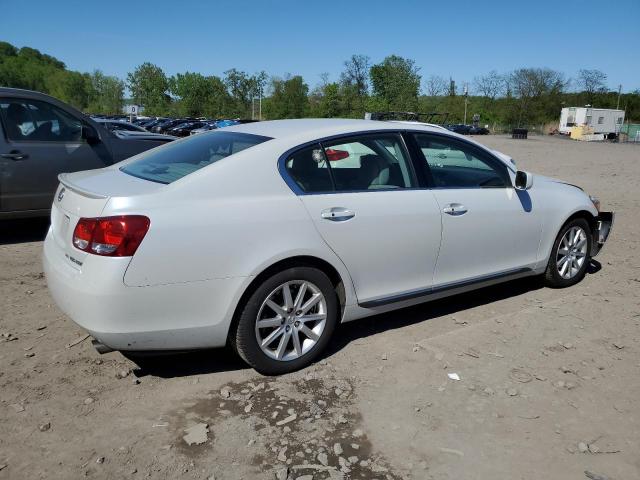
[234,267,338,375]
[545,218,592,288]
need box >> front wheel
[544,218,592,288]
[232,267,338,375]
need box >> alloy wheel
[556,226,588,279]
[255,280,327,361]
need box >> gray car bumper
[591,211,614,257]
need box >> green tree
[0,41,18,57]
[370,55,421,110]
[509,67,566,126]
[170,72,233,118]
[86,70,125,114]
[46,70,90,110]
[316,82,342,117]
[266,75,309,119]
[0,43,66,93]
[127,62,170,115]
[224,68,254,117]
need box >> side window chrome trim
[278,128,514,196]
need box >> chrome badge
[57,187,65,202]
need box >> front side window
[121,131,271,184]
[0,99,82,142]
[413,134,508,188]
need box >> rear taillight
[72,216,150,257]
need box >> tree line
[1,41,638,127]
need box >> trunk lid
[51,168,162,269]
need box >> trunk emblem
[58,188,65,202]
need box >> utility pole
[463,83,469,125]
[616,84,622,110]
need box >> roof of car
[221,118,515,172]
[224,118,443,142]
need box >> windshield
[120,131,271,184]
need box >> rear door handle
[443,203,468,216]
[321,207,355,222]
[1,151,29,161]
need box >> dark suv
[0,88,174,219]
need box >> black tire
[232,267,338,375]
[544,217,592,288]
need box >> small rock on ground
[183,423,209,446]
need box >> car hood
[534,173,584,191]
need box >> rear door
[411,132,542,286]
[285,132,443,305]
[0,97,111,213]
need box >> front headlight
[589,195,601,212]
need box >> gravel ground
[1,135,638,480]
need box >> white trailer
[559,107,625,135]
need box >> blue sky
[2,0,639,92]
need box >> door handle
[1,151,29,161]
[321,207,355,222]
[443,203,468,216]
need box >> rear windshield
[120,131,271,184]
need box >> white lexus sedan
[43,119,613,374]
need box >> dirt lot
[1,135,639,480]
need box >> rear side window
[284,133,416,193]
[121,131,271,184]
[285,144,333,193]
[322,134,416,191]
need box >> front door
[411,132,542,287]
[0,98,109,213]
[284,132,442,304]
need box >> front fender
[533,177,599,267]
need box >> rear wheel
[232,267,338,375]
[544,218,592,288]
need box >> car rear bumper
[591,211,614,256]
[43,230,247,351]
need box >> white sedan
[43,119,613,374]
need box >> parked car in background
[167,121,208,137]
[0,88,175,219]
[189,119,240,135]
[43,119,613,374]
[152,119,191,134]
[469,126,490,135]
[93,118,147,133]
[446,124,472,135]
[135,117,166,129]
[189,123,217,135]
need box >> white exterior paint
[43,119,603,354]
[559,107,625,134]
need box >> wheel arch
[561,209,598,235]
[541,208,597,265]
[227,255,347,345]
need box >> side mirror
[82,124,101,144]
[514,170,533,190]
